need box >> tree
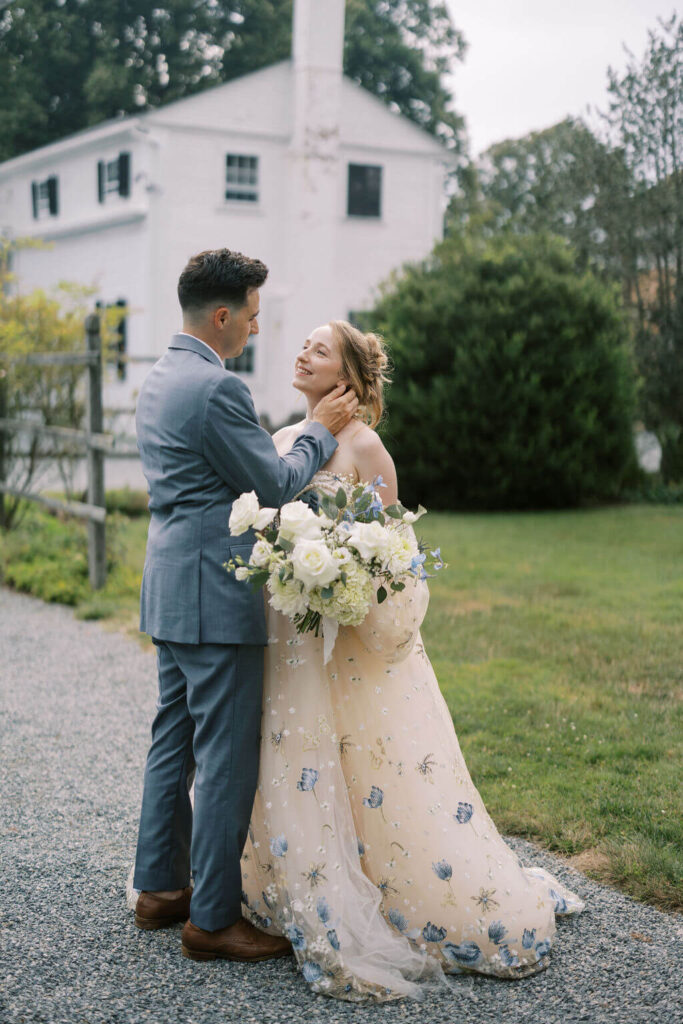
[0,0,466,163]
[371,233,637,510]
[601,13,683,480]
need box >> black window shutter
[31,181,38,219]
[118,152,131,197]
[97,161,105,203]
[115,298,127,380]
[47,176,59,216]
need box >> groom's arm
[202,373,337,506]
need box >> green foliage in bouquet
[371,233,638,510]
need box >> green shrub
[0,510,90,604]
[372,233,638,509]
[105,487,149,517]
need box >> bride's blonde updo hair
[329,320,391,430]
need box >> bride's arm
[351,428,399,506]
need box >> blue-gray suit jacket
[136,334,338,645]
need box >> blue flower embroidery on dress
[522,927,536,949]
[535,938,551,959]
[270,833,288,857]
[302,961,323,983]
[297,767,319,793]
[549,888,568,913]
[499,944,520,968]
[362,785,384,809]
[327,929,340,950]
[454,801,474,823]
[357,838,365,857]
[316,896,332,924]
[285,923,307,950]
[488,920,507,945]
[432,859,452,881]
[422,922,447,943]
[388,908,408,932]
[442,941,482,965]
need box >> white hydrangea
[309,561,374,626]
[266,574,308,617]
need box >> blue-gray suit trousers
[133,640,264,932]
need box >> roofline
[0,117,147,177]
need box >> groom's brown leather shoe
[181,917,293,962]
[135,888,192,930]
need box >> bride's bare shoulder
[272,419,307,455]
[347,421,386,455]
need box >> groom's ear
[214,305,232,330]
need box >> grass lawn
[1,501,681,910]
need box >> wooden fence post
[85,313,106,589]
[0,369,6,530]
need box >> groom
[132,248,357,961]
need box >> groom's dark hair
[178,248,269,313]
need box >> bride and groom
[131,247,584,1001]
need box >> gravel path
[1,586,680,1024]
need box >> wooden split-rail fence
[0,314,153,589]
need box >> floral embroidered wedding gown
[240,471,584,1002]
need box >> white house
[0,0,451,487]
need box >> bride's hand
[311,384,358,435]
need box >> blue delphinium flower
[388,908,408,932]
[429,548,445,570]
[362,785,384,809]
[297,767,319,793]
[488,920,507,945]
[316,896,332,924]
[372,475,387,490]
[499,944,520,968]
[522,928,536,949]
[410,552,427,579]
[454,801,474,823]
[269,833,288,857]
[422,922,447,943]
[327,929,340,950]
[535,938,551,959]
[302,961,323,983]
[550,888,568,914]
[432,859,453,881]
[442,941,482,965]
[285,923,307,951]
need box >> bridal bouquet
[224,477,446,662]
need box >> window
[347,164,382,218]
[225,346,255,374]
[225,154,259,203]
[31,176,58,219]
[97,152,131,203]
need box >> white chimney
[291,0,346,152]
[293,0,345,74]
[277,0,348,421]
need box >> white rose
[253,506,278,531]
[291,538,340,590]
[234,566,250,581]
[250,539,273,568]
[279,500,323,542]
[332,547,354,568]
[347,520,391,562]
[229,491,260,536]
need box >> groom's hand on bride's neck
[311,384,359,435]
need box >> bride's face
[292,325,346,397]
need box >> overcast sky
[445,0,680,156]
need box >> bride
[237,320,585,1001]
